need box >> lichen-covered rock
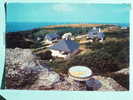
[30,71,60,88]
[6,48,60,89]
[54,81,72,90]
[5,48,40,89]
[6,67,38,89]
[6,48,37,72]
[91,76,127,91]
[54,80,86,91]
[114,68,129,75]
[53,76,87,91]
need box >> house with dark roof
[49,40,80,58]
[45,33,60,44]
[87,27,105,42]
[97,32,105,41]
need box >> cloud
[53,4,75,12]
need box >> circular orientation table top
[68,66,93,81]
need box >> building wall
[45,39,53,44]
[50,49,69,58]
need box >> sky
[6,3,130,24]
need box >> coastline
[6,23,129,33]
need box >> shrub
[36,50,53,60]
[69,50,119,74]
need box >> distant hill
[43,24,104,28]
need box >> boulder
[6,48,60,89]
[54,80,86,91]
[114,68,129,75]
[88,75,128,91]
[30,70,60,89]
[6,48,37,71]
[6,67,38,89]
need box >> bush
[68,43,127,73]
[69,50,119,74]
[36,50,53,60]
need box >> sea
[6,22,129,33]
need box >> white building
[45,33,60,44]
[49,40,80,58]
[62,32,73,40]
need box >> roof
[89,28,99,33]
[88,28,104,39]
[45,33,60,40]
[49,40,79,53]
[97,32,105,39]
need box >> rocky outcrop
[30,70,60,90]
[5,48,128,91]
[6,48,37,71]
[114,68,129,75]
[5,48,60,89]
[91,76,128,91]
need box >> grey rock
[91,75,127,91]
[114,68,129,75]
[31,71,60,88]
[6,48,37,73]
